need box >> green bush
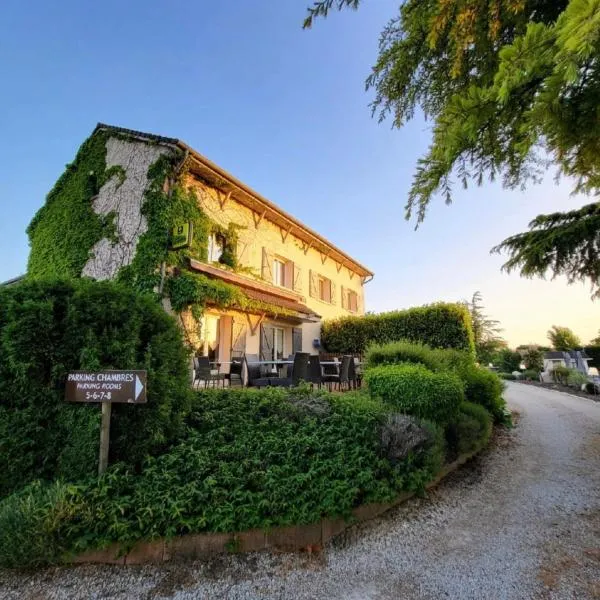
[365,340,443,370]
[499,372,516,380]
[460,366,506,422]
[321,302,475,356]
[522,369,540,381]
[364,364,464,424]
[567,369,588,388]
[0,278,191,497]
[0,387,445,566]
[446,402,493,458]
[551,364,570,385]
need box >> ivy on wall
[27,131,122,279]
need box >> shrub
[460,366,506,422]
[0,387,445,566]
[567,369,588,388]
[321,302,474,356]
[497,349,522,373]
[499,372,516,380]
[365,340,443,370]
[445,402,492,458]
[551,364,570,385]
[585,382,599,394]
[523,348,544,372]
[0,278,191,497]
[522,369,540,381]
[364,364,464,424]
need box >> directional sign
[65,370,147,404]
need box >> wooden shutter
[284,260,294,290]
[329,280,336,305]
[341,285,347,309]
[293,265,302,294]
[231,318,247,357]
[309,270,318,299]
[261,247,273,281]
[292,327,303,353]
[260,324,274,361]
[356,290,363,315]
[236,241,249,265]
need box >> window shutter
[236,241,249,265]
[260,324,274,361]
[356,291,363,315]
[341,285,346,309]
[261,247,273,281]
[309,270,318,299]
[292,327,303,353]
[293,265,302,294]
[329,280,336,305]
[284,260,294,289]
[231,318,247,357]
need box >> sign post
[65,370,147,475]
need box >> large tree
[547,325,582,350]
[304,0,600,296]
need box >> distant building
[541,350,592,382]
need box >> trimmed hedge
[446,402,493,458]
[0,279,191,497]
[364,364,464,424]
[460,365,506,422]
[0,387,445,566]
[365,340,443,371]
[321,302,475,356]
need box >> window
[318,277,331,303]
[207,233,224,263]
[199,314,221,362]
[273,327,284,361]
[346,289,358,313]
[273,258,285,287]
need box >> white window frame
[207,233,223,263]
[273,327,284,360]
[273,258,285,287]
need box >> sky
[1,0,598,347]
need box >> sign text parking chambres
[66,370,147,404]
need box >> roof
[544,350,591,360]
[94,123,373,278]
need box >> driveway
[1,383,600,599]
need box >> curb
[69,447,484,566]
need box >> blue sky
[1,0,598,346]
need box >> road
[1,382,600,599]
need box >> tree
[464,291,506,364]
[498,348,522,373]
[547,325,581,350]
[304,0,600,297]
[523,348,544,372]
[590,330,600,345]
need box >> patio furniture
[322,355,352,391]
[225,359,243,387]
[250,353,310,388]
[194,356,226,388]
[308,355,323,388]
[244,355,264,387]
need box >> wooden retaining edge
[70,447,483,565]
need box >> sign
[65,370,147,404]
[170,222,193,249]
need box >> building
[26,124,373,368]
[541,350,592,382]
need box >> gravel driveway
[1,382,600,600]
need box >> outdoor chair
[225,359,243,388]
[194,356,225,388]
[322,356,352,391]
[322,357,341,390]
[244,355,264,387]
[308,355,323,388]
[250,352,310,388]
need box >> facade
[26,124,373,369]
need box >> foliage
[460,365,506,423]
[0,279,191,497]
[522,369,540,381]
[583,345,600,370]
[322,302,475,356]
[445,402,493,459]
[365,340,443,371]
[551,364,571,385]
[547,325,581,351]
[591,331,600,345]
[0,387,447,566]
[26,131,121,279]
[499,372,516,380]
[498,349,522,373]
[364,364,464,425]
[567,369,589,388]
[304,0,600,296]
[523,348,544,372]
[585,381,599,394]
[464,291,505,365]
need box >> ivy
[27,131,120,279]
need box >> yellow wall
[185,175,368,353]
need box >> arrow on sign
[135,375,145,402]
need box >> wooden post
[98,402,112,475]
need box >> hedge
[364,364,464,425]
[445,402,493,458]
[0,387,445,566]
[321,302,475,356]
[0,278,191,497]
